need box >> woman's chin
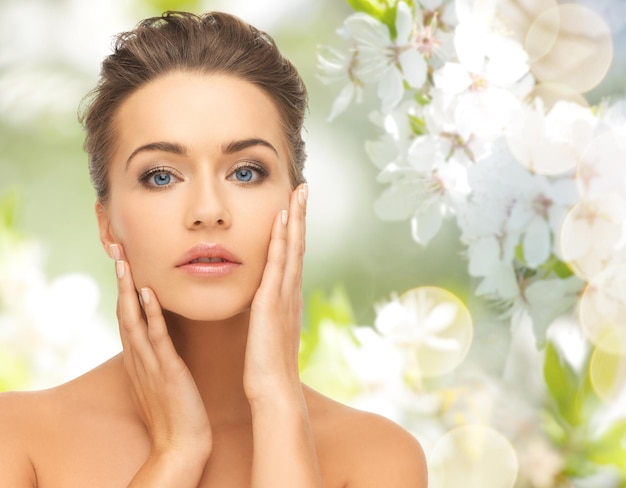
[162,303,250,325]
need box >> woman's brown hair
[80,11,308,202]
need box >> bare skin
[0,357,426,487]
[0,72,427,487]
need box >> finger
[139,287,184,370]
[282,184,307,293]
[254,208,289,307]
[115,257,158,371]
[114,259,145,383]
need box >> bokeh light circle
[429,424,518,488]
[528,82,589,111]
[589,333,626,404]
[394,286,473,378]
[577,131,626,198]
[525,5,560,62]
[579,278,626,355]
[559,196,626,281]
[527,4,613,94]
[495,0,558,46]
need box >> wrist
[152,442,211,470]
[128,447,210,487]
[246,379,306,413]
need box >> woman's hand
[243,184,323,487]
[111,244,211,486]
[243,184,307,403]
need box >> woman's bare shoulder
[0,388,40,486]
[0,384,65,487]
[305,387,428,487]
[0,354,127,487]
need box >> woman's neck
[163,310,253,427]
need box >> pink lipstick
[176,243,241,277]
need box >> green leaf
[544,341,583,426]
[346,0,387,19]
[0,192,19,231]
[540,254,574,279]
[413,91,431,106]
[300,286,356,371]
[346,0,411,38]
[408,114,426,136]
[587,420,626,475]
[298,287,362,401]
[541,410,568,446]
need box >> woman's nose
[185,178,232,230]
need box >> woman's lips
[176,243,241,277]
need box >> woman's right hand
[111,243,211,486]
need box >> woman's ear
[95,201,117,259]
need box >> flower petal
[523,216,552,268]
[399,49,427,89]
[433,62,472,94]
[328,83,355,121]
[411,203,444,245]
[378,66,405,112]
[395,2,414,42]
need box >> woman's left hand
[243,183,307,404]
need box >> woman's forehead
[111,72,290,163]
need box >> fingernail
[141,288,150,305]
[281,209,288,225]
[110,243,121,261]
[298,184,308,206]
[115,260,125,279]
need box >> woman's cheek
[109,213,147,283]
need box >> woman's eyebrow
[222,138,278,156]
[125,141,188,170]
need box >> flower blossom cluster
[319,1,626,486]
[319,0,626,346]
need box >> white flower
[454,0,529,85]
[365,99,423,170]
[578,126,626,198]
[431,0,531,139]
[507,99,597,175]
[559,194,626,280]
[410,0,456,63]
[374,287,474,379]
[373,138,470,245]
[456,149,524,299]
[516,277,585,344]
[321,2,436,114]
[466,238,520,300]
[507,173,578,267]
[317,44,363,121]
[458,143,528,240]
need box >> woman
[0,11,427,487]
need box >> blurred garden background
[2,0,626,486]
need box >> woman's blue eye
[153,172,171,186]
[235,168,253,182]
[139,167,179,189]
[230,163,268,184]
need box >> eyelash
[139,166,181,190]
[228,161,269,184]
[138,162,269,190]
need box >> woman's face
[97,71,293,321]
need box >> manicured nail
[298,184,308,206]
[110,243,121,261]
[281,209,288,225]
[115,260,125,279]
[141,288,151,306]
